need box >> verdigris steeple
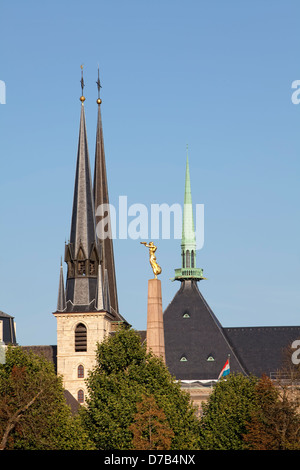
[93,69,119,315]
[174,148,205,281]
[63,70,101,308]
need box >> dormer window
[180,356,187,362]
[183,312,190,318]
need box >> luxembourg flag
[218,358,230,379]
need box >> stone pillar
[146,278,165,363]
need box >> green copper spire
[182,148,196,247]
[173,147,205,281]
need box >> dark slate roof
[163,280,246,380]
[224,326,300,377]
[0,311,14,318]
[64,390,81,414]
[21,346,57,371]
[163,280,300,381]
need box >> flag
[218,358,230,379]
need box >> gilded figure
[140,241,162,279]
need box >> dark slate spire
[93,69,119,315]
[57,258,66,312]
[64,77,100,309]
[69,101,96,258]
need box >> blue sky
[0,1,299,346]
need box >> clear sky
[0,0,299,346]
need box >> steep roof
[163,280,246,380]
[163,280,300,381]
[69,102,97,262]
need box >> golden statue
[141,241,162,279]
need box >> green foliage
[198,373,259,450]
[81,328,200,450]
[0,346,94,450]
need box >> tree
[244,375,300,450]
[129,394,174,450]
[0,346,94,450]
[198,373,258,450]
[81,327,199,450]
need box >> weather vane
[96,67,102,104]
[80,64,85,102]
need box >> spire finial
[96,66,102,105]
[80,64,85,103]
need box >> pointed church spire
[174,147,205,281]
[182,146,196,247]
[93,68,119,314]
[57,258,66,312]
[69,97,96,258]
[64,69,100,308]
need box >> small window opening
[186,250,190,268]
[77,389,84,404]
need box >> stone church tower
[53,73,127,404]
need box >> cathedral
[1,72,300,409]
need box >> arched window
[78,364,84,378]
[75,323,87,352]
[77,389,84,404]
[191,250,195,268]
[186,250,190,268]
[182,250,185,268]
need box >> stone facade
[54,310,112,403]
